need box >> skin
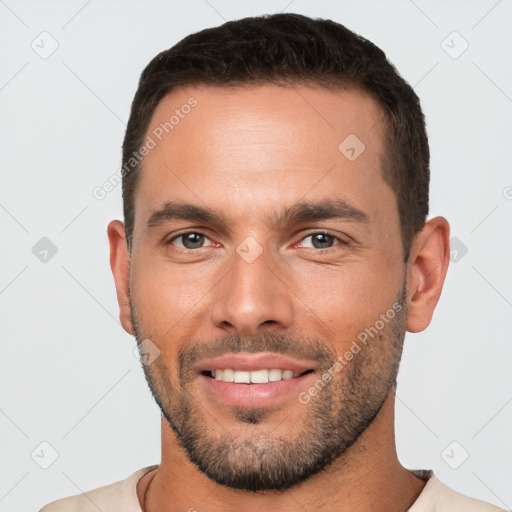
[108,83,450,511]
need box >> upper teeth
[212,369,302,383]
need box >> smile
[203,368,314,384]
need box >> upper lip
[195,352,317,373]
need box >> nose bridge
[211,236,294,336]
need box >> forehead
[145,83,384,163]
[134,83,394,231]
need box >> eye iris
[183,233,204,249]
[312,233,334,249]
[177,233,336,250]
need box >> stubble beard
[131,281,408,493]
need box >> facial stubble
[130,280,408,493]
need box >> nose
[210,241,294,338]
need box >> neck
[138,390,426,512]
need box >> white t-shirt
[39,466,508,511]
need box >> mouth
[195,353,318,408]
[200,368,315,383]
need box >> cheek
[130,259,214,334]
[294,263,400,343]
[130,240,402,347]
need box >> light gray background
[1,1,511,510]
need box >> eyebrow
[146,198,369,230]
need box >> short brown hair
[122,13,429,262]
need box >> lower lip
[198,372,315,408]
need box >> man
[40,12,506,512]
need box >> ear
[107,220,134,335]
[406,217,450,333]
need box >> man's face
[128,84,407,491]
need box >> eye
[167,231,214,250]
[166,230,349,253]
[296,231,348,251]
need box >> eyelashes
[167,230,350,254]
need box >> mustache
[178,332,336,377]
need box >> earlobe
[405,217,450,333]
[107,220,134,335]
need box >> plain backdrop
[1,1,511,510]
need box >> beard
[131,279,408,493]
